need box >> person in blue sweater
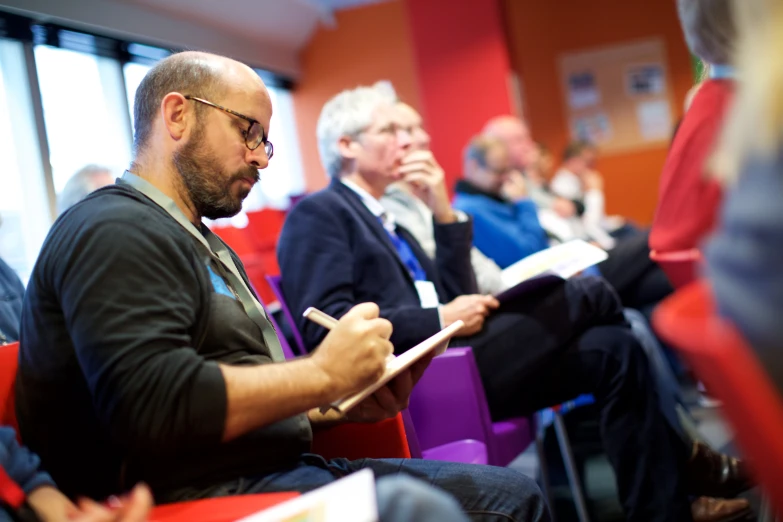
[454,135,672,312]
[0,426,152,521]
[0,255,24,345]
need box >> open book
[495,240,608,302]
[236,468,377,522]
[304,308,463,415]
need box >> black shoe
[686,442,753,498]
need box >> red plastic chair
[653,281,783,516]
[0,341,412,521]
[650,248,702,289]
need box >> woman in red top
[650,0,737,252]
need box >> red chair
[653,281,783,516]
[650,248,702,289]
[0,341,412,521]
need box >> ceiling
[117,0,390,53]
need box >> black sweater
[16,184,311,501]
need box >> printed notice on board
[626,64,665,96]
[636,99,672,140]
[567,71,600,109]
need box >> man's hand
[441,295,500,336]
[398,150,456,223]
[552,197,577,218]
[310,303,393,399]
[70,484,153,522]
[344,351,435,423]
[28,483,153,522]
[500,170,527,201]
[583,170,604,191]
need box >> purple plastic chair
[407,347,533,467]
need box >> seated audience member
[57,165,116,215]
[381,98,692,427]
[650,0,737,253]
[551,141,633,247]
[16,51,548,522]
[0,426,153,522]
[483,117,581,224]
[0,254,24,344]
[277,82,750,522]
[454,136,672,312]
[705,0,783,393]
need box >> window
[34,45,132,195]
[242,85,306,211]
[0,13,305,281]
[123,61,152,135]
[0,38,51,283]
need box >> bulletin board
[558,38,675,154]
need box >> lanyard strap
[119,172,285,362]
[0,466,25,511]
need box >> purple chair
[407,347,533,467]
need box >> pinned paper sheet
[636,99,672,141]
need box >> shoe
[691,496,752,522]
[686,442,753,498]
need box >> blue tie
[379,217,428,282]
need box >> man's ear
[337,135,360,160]
[160,92,191,142]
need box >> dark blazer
[277,178,477,353]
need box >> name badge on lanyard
[414,280,440,308]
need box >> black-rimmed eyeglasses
[184,95,274,160]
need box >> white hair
[677,0,736,66]
[57,164,114,214]
[316,81,398,178]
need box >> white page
[499,240,608,291]
[235,469,377,522]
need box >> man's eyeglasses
[184,95,274,160]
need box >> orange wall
[501,0,694,224]
[292,1,422,192]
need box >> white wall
[0,0,301,78]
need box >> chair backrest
[650,249,702,289]
[408,347,499,463]
[0,342,19,431]
[265,275,307,355]
[653,281,783,513]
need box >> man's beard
[173,127,260,220]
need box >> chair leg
[553,411,591,522]
[536,430,557,522]
[759,496,775,522]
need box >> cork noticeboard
[558,38,674,154]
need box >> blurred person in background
[705,0,783,393]
[57,165,115,215]
[650,0,737,253]
[0,215,24,344]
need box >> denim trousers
[162,454,550,522]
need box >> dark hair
[132,52,225,156]
[463,135,505,169]
[562,140,595,161]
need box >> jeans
[160,454,550,522]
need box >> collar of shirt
[341,178,397,233]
